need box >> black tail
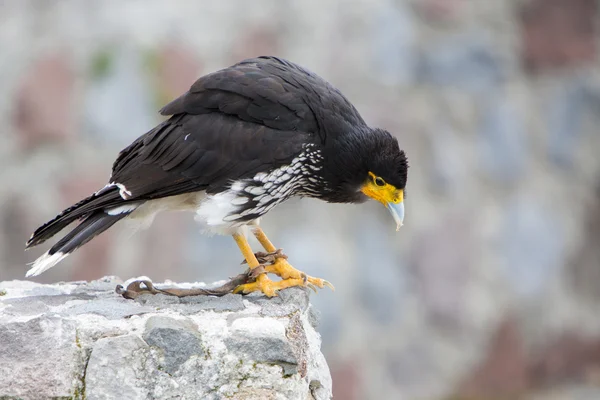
[25,185,141,277]
[50,211,126,255]
[26,211,132,277]
[26,185,125,249]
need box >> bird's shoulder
[160,56,366,141]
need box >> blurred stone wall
[1,0,600,399]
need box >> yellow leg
[233,228,334,296]
[251,227,334,291]
[232,232,306,297]
[233,233,261,269]
[252,227,277,252]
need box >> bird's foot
[234,258,334,297]
[233,273,309,297]
[264,258,334,293]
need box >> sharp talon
[259,257,334,294]
[300,272,308,284]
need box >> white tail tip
[26,251,68,277]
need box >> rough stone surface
[0,316,80,399]
[143,316,205,375]
[0,277,332,400]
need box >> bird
[25,56,408,297]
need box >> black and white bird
[26,56,408,297]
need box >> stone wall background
[1,0,599,398]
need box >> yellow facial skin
[361,172,403,205]
[361,171,405,230]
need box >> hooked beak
[387,201,404,231]
[359,174,405,231]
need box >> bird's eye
[375,177,386,187]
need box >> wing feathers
[110,112,307,200]
[161,142,199,171]
[110,56,360,202]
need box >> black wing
[110,56,365,199]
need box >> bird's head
[359,129,408,231]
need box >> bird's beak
[360,174,405,231]
[387,201,404,231]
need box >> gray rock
[225,316,298,375]
[0,278,332,400]
[177,292,245,313]
[1,293,103,321]
[143,316,204,374]
[248,287,309,317]
[0,315,82,399]
[137,293,182,306]
[1,297,51,316]
[25,285,75,297]
[62,298,155,319]
[307,305,321,329]
[77,275,124,292]
[86,335,150,400]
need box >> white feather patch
[109,182,132,199]
[195,191,241,227]
[105,203,139,215]
[245,186,265,196]
[231,181,246,192]
[26,251,68,277]
[231,197,249,205]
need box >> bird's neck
[316,132,372,203]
